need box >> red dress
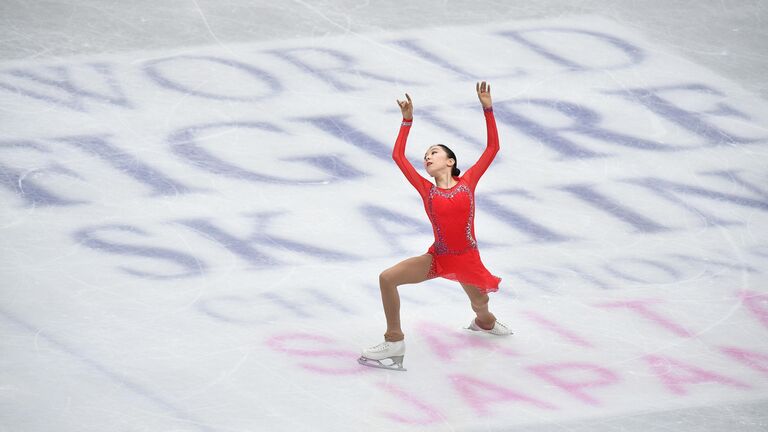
[392,107,501,294]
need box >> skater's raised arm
[392,93,430,196]
[463,81,500,189]
[398,92,413,121]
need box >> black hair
[435,144,461,177]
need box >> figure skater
[358,81,511,371]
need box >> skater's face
[424,145,455,177]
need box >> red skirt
[427,245,501,294]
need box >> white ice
[1,1,767,431]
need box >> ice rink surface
[1,1,767,431]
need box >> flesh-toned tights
[379,254,497,342]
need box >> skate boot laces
[362,340,405,359]
[468,319,512,336]
[368,342,392,352]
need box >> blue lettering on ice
[562,265,615,290]
[560,174,768,232]
[748,246,768,259]
[390,39,476,79]
[268,47,420,91]
[497,27,644,71]
[0,63,132,111]
[477,189,572,242]
[360,204,432,255]
[603,258,682,283]
[198,289,354,324]
[418,110,486,152]
[56,134,194,196]
[622,175,768,226]
[702,170,768,200]
[609,84,763,144]
[304,288,355,314]
[298,115,393,161]
[558,183,671,232]
[0,140,88,206]
[196,296,262,324]
[263,288,354,318]
[510,268,562,293]
[670,253,759,274]
[493,99,680,159]
[169,121,362,184]
[282,154,365,180]
[260,293,314,319]
[143,55,282,101]
[74,225,206,279]
[175,212,358,268]
[390,38,527,80]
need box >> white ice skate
[466,319,513,336]
[358,340,407,371]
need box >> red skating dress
[392,107,501,294]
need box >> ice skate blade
[357,356,407,372]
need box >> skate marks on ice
[1,12,767,432]
[500,398,768,432]
[267,290,768,430]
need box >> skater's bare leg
[379,254,433,342]
[461,283,497,330]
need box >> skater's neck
[434,172,457,189]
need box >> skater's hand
[397,93,413,120]
[476,81,492,109]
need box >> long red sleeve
[462,108,499,189]
[392,118,431,197]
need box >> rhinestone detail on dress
[427,183,477,256]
